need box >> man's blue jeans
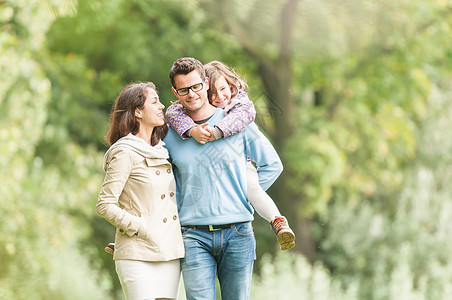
[180,221,256,300]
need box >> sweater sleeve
[96,148,145,237]
[214,91,256,138]
[165,101,197,140]
[243,123,283,191]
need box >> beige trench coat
[96,146,184,261]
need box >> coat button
[156,170,160,175]
[161,194,166,199]
[119,229,124,233]
[173,215,177,220]
[170,192,175,197]
[166,169,171,174]
[163,217,167,223]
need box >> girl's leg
[246,162,281,222]
[246,162,295,250]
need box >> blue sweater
[164,108,283,226]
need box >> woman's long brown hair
[105,82,168,146]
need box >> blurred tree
[0,0,111,298]
[318,82,452,299]
[192,0,452,261]
[22,0,452,297]
[46,0,229,112]
[251,251,358,299]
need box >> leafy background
[2,0,452,299]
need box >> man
[164,57,283,299]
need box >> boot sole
[277,228,295,244]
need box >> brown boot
[270,216,295,250]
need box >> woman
[96,82,184,300]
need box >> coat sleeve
[96,147,145,237]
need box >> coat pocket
[136,214,159,248]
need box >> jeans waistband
[184,222,244,231]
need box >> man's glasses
[174,81,204,96]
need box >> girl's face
[211,76,232,109]
[136,88,165,128]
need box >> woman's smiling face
[137,88,165,128]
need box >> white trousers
[115,259,181,300]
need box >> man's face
[172,70,209,114]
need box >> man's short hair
[169,57,206,88]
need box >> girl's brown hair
[204,61,249,102]
[106,82,168,146]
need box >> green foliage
[251,251,358,299]
[3,0,452,298]
[0,0,112,298]
[318,89,452,299]
[40,53,121,150]
[274,0,450,220]
[46,0,229,105]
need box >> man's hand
[190,123,211,144]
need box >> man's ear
[204,77,209,91]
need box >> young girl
[165,60,296,250]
